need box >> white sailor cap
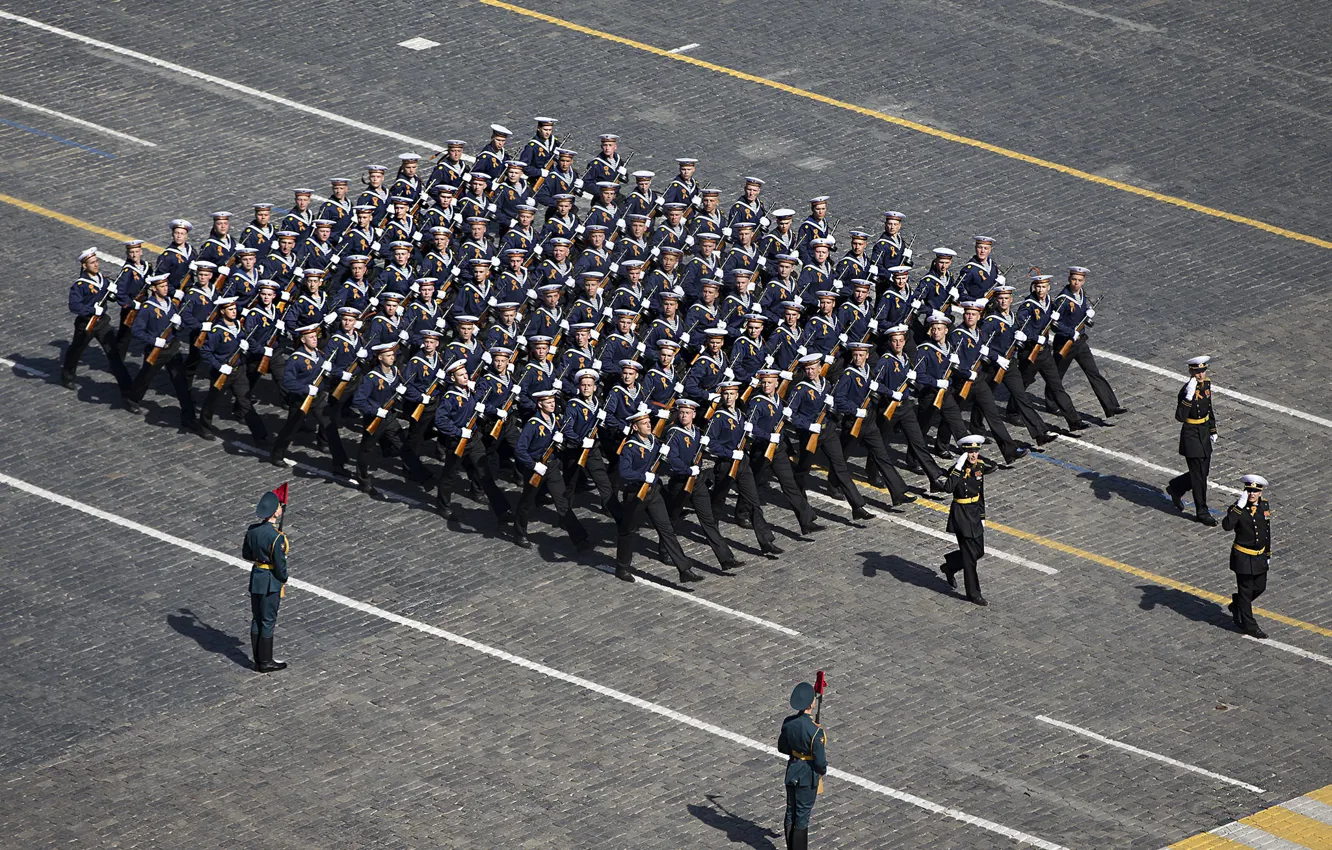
[1029,273,1053,283]
[505,159,526,170]
[579,271,605,280]
[700,279,720,288]
[775,252,799,263]
[346,254,371,264]
[470,172,490,182]
[848,230,870,239]
[745,313,769,324]
[658,246,683,256]
[613,309,639,319]
[619,358,643,371]
[1068,266,1090,275]
[958,434,987,448]
[214,296,239,307]
[169,218,193,231]
[781,300,804,312]
[194,260,218,271]
[961,299,987,311]
[882,210,906,220]
[850,277,872,288]
[465,216,489,225]
[571,323,596,333]
[1187,355,1211,369]
[490,124,513,136]
[675,397,699,408]
[1241,474,1268,489]
[696,232,720,242]
[555,148,576,157]
[798,352,823,365]
[210,211,233,220]
[886,264,911,275]
[329,177,350,185]
[846,341,874,351]
[398,152,421,161]
[531,389,559,400]
[974,235,996,244]
[700,187,721,196]
[488,345,514,357]
[658,288,683,301]
[495,301,520,311]
[428,226,451,236]
[371,341,398,353]
[444,359,469,374]
[444,139,466,148]
[926,311,952,326]
[390,195,413,205]
[453,314,480,324]
[276,230,300,239]
[734,221,756,229]
[656,338,681,349]
[78,246,98,262]
[584,223,609,233]
[354,204,377,212]
[809,195,830,204]
[991,284,1016,294]
[337,306,361,316]
[772,208,796,218]
[551,193,575,203]
[620,259,645,270]
[388,240,413,250]
[148,273,170,283]
[663,202,687,211]
[313,218,336,227]
[414,276,438,286]
[743,176,765,185]
[516,199,538,211]
[295,323,321,335]
[534,116,558,125]
[468,257,493,266]
[626,214,649,224]
[632,170,655,179]
[124,239,144,248]
[366,164,388,173]
[704,326,730,337]
[884,323,910,335]
[718,380,742,390]
[809,237,834,248]
[417,329,443,340]
[627,408,652,423]
[598,133,620,141]
[379,292,403,302]
[756,368,781,378]
[293,188,314,195]
[815,290,838,299]
[253,202,275,210]
[676,157,698,165]
[933,247,956,257]
[574,367,600,382]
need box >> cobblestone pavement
[0,1,1329,847]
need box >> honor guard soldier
[615,409,703,584]
[778,681,827,850]
[956,235,1003,300]
[1048,266,1128,420]
[834,342,915,505]
[157,219,194,288]
[126,273,198,429]
[1224,475,1271,638]
[270,324,345,469]
[1167,356,1219,525]
[788,353,872,520]
[244,490,290,673]
[197,296,270,444]
[473,124,513,184]
[706,382,782,557]
[941,434,996,605]
[62,247,136,401]
[352,342,430,495]
[240,203,276,253]
[872,325,946,488]
[513,389,592,549]
[519,116,560,180]
[662,398,743,569]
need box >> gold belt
[253,562,272,570]
[790,751,814,761]
[1233,544,1267,557]
[1185,416,1209,424]
[955,496,980,504]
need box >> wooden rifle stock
[299,370,327,414]
[488,394,518,439]
[410,374,443,421]
[453,386,494,456]
[577,421,601,467]
[635,454,664,501]
[805,409,828,453]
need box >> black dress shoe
[801,522,826,535]
[1035,432,1057,446]
[1011,447,1030,461]
[358,481,381,497]
[1170,491,1185,512]
[514,533,532,549]
[941,567,957,589]
[615,565,635,582]
[1198,514,1219,527]
[1228,598,1241,626]
[190,423,217,441]
[851,505,873,521]
[122,399,142,415]
[435,501,454,520]
[678,566,705,582]
[761,545,783,559]
[268,454,286,467]
[893,493,918,506]
[719,558,743,570]
[332,463,351,479]
[734,514,754,529]
[1107,406,1130,416]
[1068,420,1089,431]
[573,536,593,552]
[970,595,989,607]
[1244,625,1267,639]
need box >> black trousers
[959,377,1019,462]
[709,457,777,550]
[944,534,985,600]
[794,426,866,509]
[356,414,426,486]
[272,392,348,465]
[200,368,269,442]
[406,402,439,457]
[130,340,197,422]
[992,364,1050,442]
[1017,346,1080,427]
[749,438,818,531]
[840,419,909,502]
[437,433,512,517]
[915,389,970,452]
[249,590,281,638]
[63,315,134,392]
[665,471,735,565]
[565,444,621,519]
[1051,335,1120,415]
[515,462,588,543]
[1168,455,1212,516]
[115,306,135,360]
[880,401,944,481]
[616,485,690,571]
[1234,571,1268,629]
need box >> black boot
[792,827,808,850]
[251,633,260,670]
[256,636,287,673]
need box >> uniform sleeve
[271,532,289,583]
[1221,506,1242,532]
[812,725,828,775]
[514,422,539,468]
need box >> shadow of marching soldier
[166,607,252,669]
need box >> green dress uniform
[1222,480,1271,638]
[777,682,827,850]
[243,492,290,672]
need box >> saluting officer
[243,490,290,673]
[778,681,827,850]
[1167,356,1219,526]
[941,434,997,606]
[1224,475,1271,639]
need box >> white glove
[906,369,917,381]
[891,390,903,401]
[1210,433,1217,445]
[823,354,834,364]
[306,384,319,396]
[201,321,213,332]
[953,453,968,470]
[539,168,550,177]
[796,345,808,356]
[1235,492,1247,508]
[323,312,336,325]
[868,318,879,331]
[152,337,166,349]
[1086,308,1095,319]
[107,283,118,295]
[723,367,735,379]
[855,408,867,419]
[1184,377,1198,400]
[644,471,656,484]
[375,406,390,419]
[780,370,793,381]
[782,406,794,418]
[869,380,880,392]
[495,408,508,420]
[722,227,733,238]
[591,359,602,371]
[93,304,105,316]
[768,431,780,443]
[979,345,990,357]
[339,370,353,381]
[995,274,1006,285]
[1014,331,1027,343]
[700,435,711,446]
[743,421,753,433]
[475,403,487,415]
[996,356,1010,370]
[533,462,547,476]
[461,427,473,438]
[657,407,671,419]
[809,423,821,434]
[903,248,913,261]
[731,449,745,460]
[823,394,834,405]
[169,313,182,327]
[596,409,607,422]
[949,352,960,365]
[394,383,408,396]
[658,444,671,457]
[689,464,701,476]
[935,379,949,388]
[219,363,233,374]
[1050,311,1061,321]
[582,436,595,449]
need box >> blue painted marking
[1030,450,1223,516]
[0,116,115,158]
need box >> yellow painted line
[1167,832,1253,850]
[1308,785,1332,807]
[479,0,1332,251]
[1241,806,1332,849]
[0,193,165,252]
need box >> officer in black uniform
[941,434,996,605]
[777,681,827,850]
[1167,356,1219,526]
[243,491,290,673]
[1223,474,1271,639]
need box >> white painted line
[225,441,800,636]
[667,42,700,54]
[0,470,1068,850]
[1034,715,1265,793]
[96,250,125,267]
[1052,435,1244,496]
[1245,635,1332,667]
[0,93,157,146]
[397,36,440,51]
[1026,0,1164,33]
[0,11,456,157]
[804,490,1058,575]
[0,356,47,377]
[1092,348,1332,430]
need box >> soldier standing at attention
[778,681,827,850]
[941,434,996,606]
[243,491,290,673]
[1167,356,1219,526]
[1224,474,1271,639]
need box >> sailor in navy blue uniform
[705,382,781,557]
[745,370,819,535]
[323,307,365,474]
[581,133,626,189]
[684,326,731,405]
[62,247,136,400]
[955,235,1002,301]
[156,218,194,289]
[196,296,270,444]
[126,274,197,427]
[260,231,303,294]
[951,300,1026,466]
[401,329,445,454]
[352,342,430,495]
[940,434,997,605]
[518,116,560,180]
[239,204,276,253]
[534,148,579,212]
[979,285,1053,447]
[429,140,469,193]
[513,389,591,549]
[447,315,485,377]
[473,124,513,185]
[615,409,703,584]
[834,342,914,505]
[113,239,153,360]
[913,311,971,455]
[270,323,346,470]
[1047,266,1126,420]
[788,353,871,519]
[432,359,512,521]
[872,325,945,488]
[832,231,871,290]
[280,188,316,238]
[680,232,722,302]
[796,197,833,266]
[561,368,620,519]
[758,209,796,270]
[355,164,390,227]
[726,177,767,234]
[663,157,700,209]
[872,266,918,356]
[796,241,834,310]
[624,170,662,222]
[690,188,724,240]
[869,211,912,284]
[317,178,353,236]
[198,211,238,269]
[388,153,422,202]
[1012,273,1085,431]
[662,398,742,569]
